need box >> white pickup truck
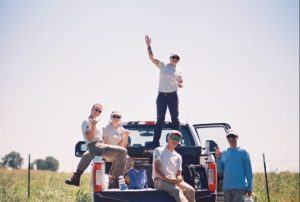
[75,121,231,202]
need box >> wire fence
[55,158,299,173]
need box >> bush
[1,151,23,169]
[34,156,59,171]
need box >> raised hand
[145,35,151,46]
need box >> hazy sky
[0,0,299,173]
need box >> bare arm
[176,170,183,179]
[119,130,129,147]
[145,35,161,67]
[85,120,97,141]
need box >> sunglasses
[170,135,181,142]
[94,108,102,113]
[112,115,121,119]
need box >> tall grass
[0,168,299,201]
[0,168,91,202]
[253,172,299,202]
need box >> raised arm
[145,35,162,67]
[82,119,98,142]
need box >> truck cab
[75,121,231,202]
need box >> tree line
[0,151,59,171]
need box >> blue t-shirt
[216,147,253,191]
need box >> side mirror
[205,140,218,153]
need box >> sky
[0,0,299,173]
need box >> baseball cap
[170,53,180,60]
[226,129,238,138]
[169,130,182,138]
[111,111,122,117]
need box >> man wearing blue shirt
[216,130,253,202]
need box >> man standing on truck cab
[215,130,253,202]
[153,130,195,202]
[145,35,183,147]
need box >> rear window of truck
[123,124,195,147]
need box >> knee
[187,187,195,195]
[119,147,127,157]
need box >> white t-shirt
[81,118,102,144]
[102,124,126,145]
[152,146,182,179]
[157,61,183,93]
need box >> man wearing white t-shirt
[145,35,183,147]
[153,130,195,202]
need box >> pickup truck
[75,121,231,202]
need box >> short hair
[92,103,103,109]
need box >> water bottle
[194,172,201,190]
[118,175,127,190]
[243,195,254,202]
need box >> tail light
[207,162,217,192]
[92,156,105,192]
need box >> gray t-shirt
[81,118,102,144]
[152,146,182,179]
[157,61,182,93]
[102,124,126,145]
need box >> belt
[159,91,177,96]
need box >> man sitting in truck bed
[153,130,195,202]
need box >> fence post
[28,154,31,199]
[263,153,270,202]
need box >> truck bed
[94,189,216,202]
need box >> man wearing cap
[145,35,183,147]
[152,130,195,202]
[215,130,253,202]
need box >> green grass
[253,172,299,202]
[0,168,299,202]
[0,169,91,202]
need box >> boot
[65,172,81,186]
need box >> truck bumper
[93,189,216,202]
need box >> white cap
[170,52,180,59]
[226,129,238,137]
[111,111,122,117]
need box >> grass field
[0,168,299,202]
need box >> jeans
[224,189,245,202]
[153,91,180,144]
[88,141,127,179]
